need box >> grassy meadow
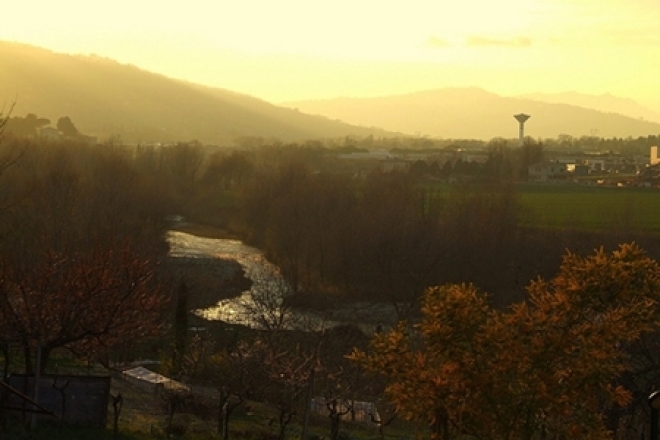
[517,183,660,233]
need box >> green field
[517,183,660,233]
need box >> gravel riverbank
[166,223,252,311]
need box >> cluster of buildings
[336,145,660,186]
[38,125,97,144]
[338,113,660,187]
[527,150,651,185]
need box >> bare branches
[0,100,15,141]
[0,100,23,179]
[0,243,167,373]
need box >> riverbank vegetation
[224,142,660,312]
[353,243,660,439]
[1,129,660,438]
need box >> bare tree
[110,393,123,439]
[0,241,167,373]
[325,397,352,440]
[217,386,244,440]
[370,400,397,440]
[0,101,24,187]
[0,100,15,141]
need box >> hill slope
[285,88,660,140]
[519,91,660,124]
[0,41,386,144]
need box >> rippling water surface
[167,230,287,325]
[166,230,395,332]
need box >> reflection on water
[166,230,396,333]
[167,230,263,263]
[167,230,285,325]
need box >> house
[528,161,568,182]
[651,146,660,166]
[38,126,62,140]
[6,374,110,428]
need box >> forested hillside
[0,41,388,145]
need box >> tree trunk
[1,343,10,380]
[330,414,341,440]
[217,391,243,440]
[23,346,32,375]
[220,404,230,440]
[217,396,227,436]
[430,408,449,440]
[110,393,123,440]
[277,406,294,440]
[39,347,51,375]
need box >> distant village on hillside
[8,110,660,188]
[336,113,660,187]
[334,131,660,188]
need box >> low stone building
[528,161,569,182]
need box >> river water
[166,230,286,325]
[166,230,397,333]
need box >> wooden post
[300,368,314,440]
[30,338,42,431]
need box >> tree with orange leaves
[351,243,660,439]
[0,137,171,374]
[0,239,168,374]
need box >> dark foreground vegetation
[1,119,660,439]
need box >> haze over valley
[2,41,660,144]
[5,2,660,439]
[5,0,660,137]
[0,42,388,144]
[285,88,660,140]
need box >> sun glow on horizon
[2,0,660,108]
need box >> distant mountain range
[286,88,660,140]
[518,91,660,124]
[0,41,386,145]
[2,41,659,143]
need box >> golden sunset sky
[3,0,659,109]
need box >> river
[166,230,397,333]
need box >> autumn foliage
[0,239,167,373]
[0,140,172,374]
[351,243,660,439]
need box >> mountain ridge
[519,91,660,124]
[0,41,388,145]
[285,87,660,140]
[3,40,659,143]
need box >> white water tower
[514,113,531,146]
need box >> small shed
[5,374,110,428]
[122,366,189,394]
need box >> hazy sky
[3,0,660,108]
